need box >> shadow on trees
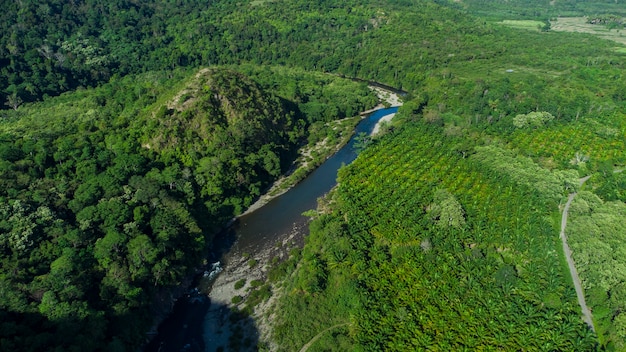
[145,225,261,352]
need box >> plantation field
[508,120,626,168]
[551,17,626,45]
[271,119,598,351]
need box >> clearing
[550,17,626,46]
[497,20,546,31]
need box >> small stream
[145,107,399,352]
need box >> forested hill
[3,0,420,105]
[137,68,301,215]
[0,67,283,350]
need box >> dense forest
[1,0,625,351]
[0,64,376,350]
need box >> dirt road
[560,176,595,332]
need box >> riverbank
[203,226,304,351]
[241,115,360,215]
[242,86,403,215]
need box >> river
[145,107,399,352]
[234,107,398,252]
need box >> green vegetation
[0,64,375,350]
[1,0,626,350]
[234,279,247,290]
[443,0,626,20]
[272,118,597,350]
[261,1,626,349]
[568,191,626,350]
[498,19,549,31]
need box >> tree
[512,111,554,128]
[5,93,22,110]
[353,132,371,154]
[428,189,466,229]
[126,234,158,281]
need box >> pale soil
[560,175,595,331]
[550,17,626,45]
[204,227,305,352]
[167,68,211,112]
[371,113,396,135]
[370,87,403,135]
[370,86,403,107]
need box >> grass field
[550,17,626,45]
[497,19,546,31]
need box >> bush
[234,279,246,290]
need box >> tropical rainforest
[1,0,625,351]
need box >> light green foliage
[508,119,626,169]
[428,189,466,229]
[569,194,626,349]
[60,34,109,67]
[498,20,547,31]
[273,121,596,350]
[512,111,554,128]
[472,145,579,202]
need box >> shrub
[234,279,246,290]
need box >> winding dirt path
[299,323,349,352]
[560,176,595,332]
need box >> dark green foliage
[234,279,246,290]
[139,68,302,215]
[0,71,210,348]
[234,65,378,123]
[0,65,364,350]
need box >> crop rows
[333,122,596,350]
[508,122,626,166]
